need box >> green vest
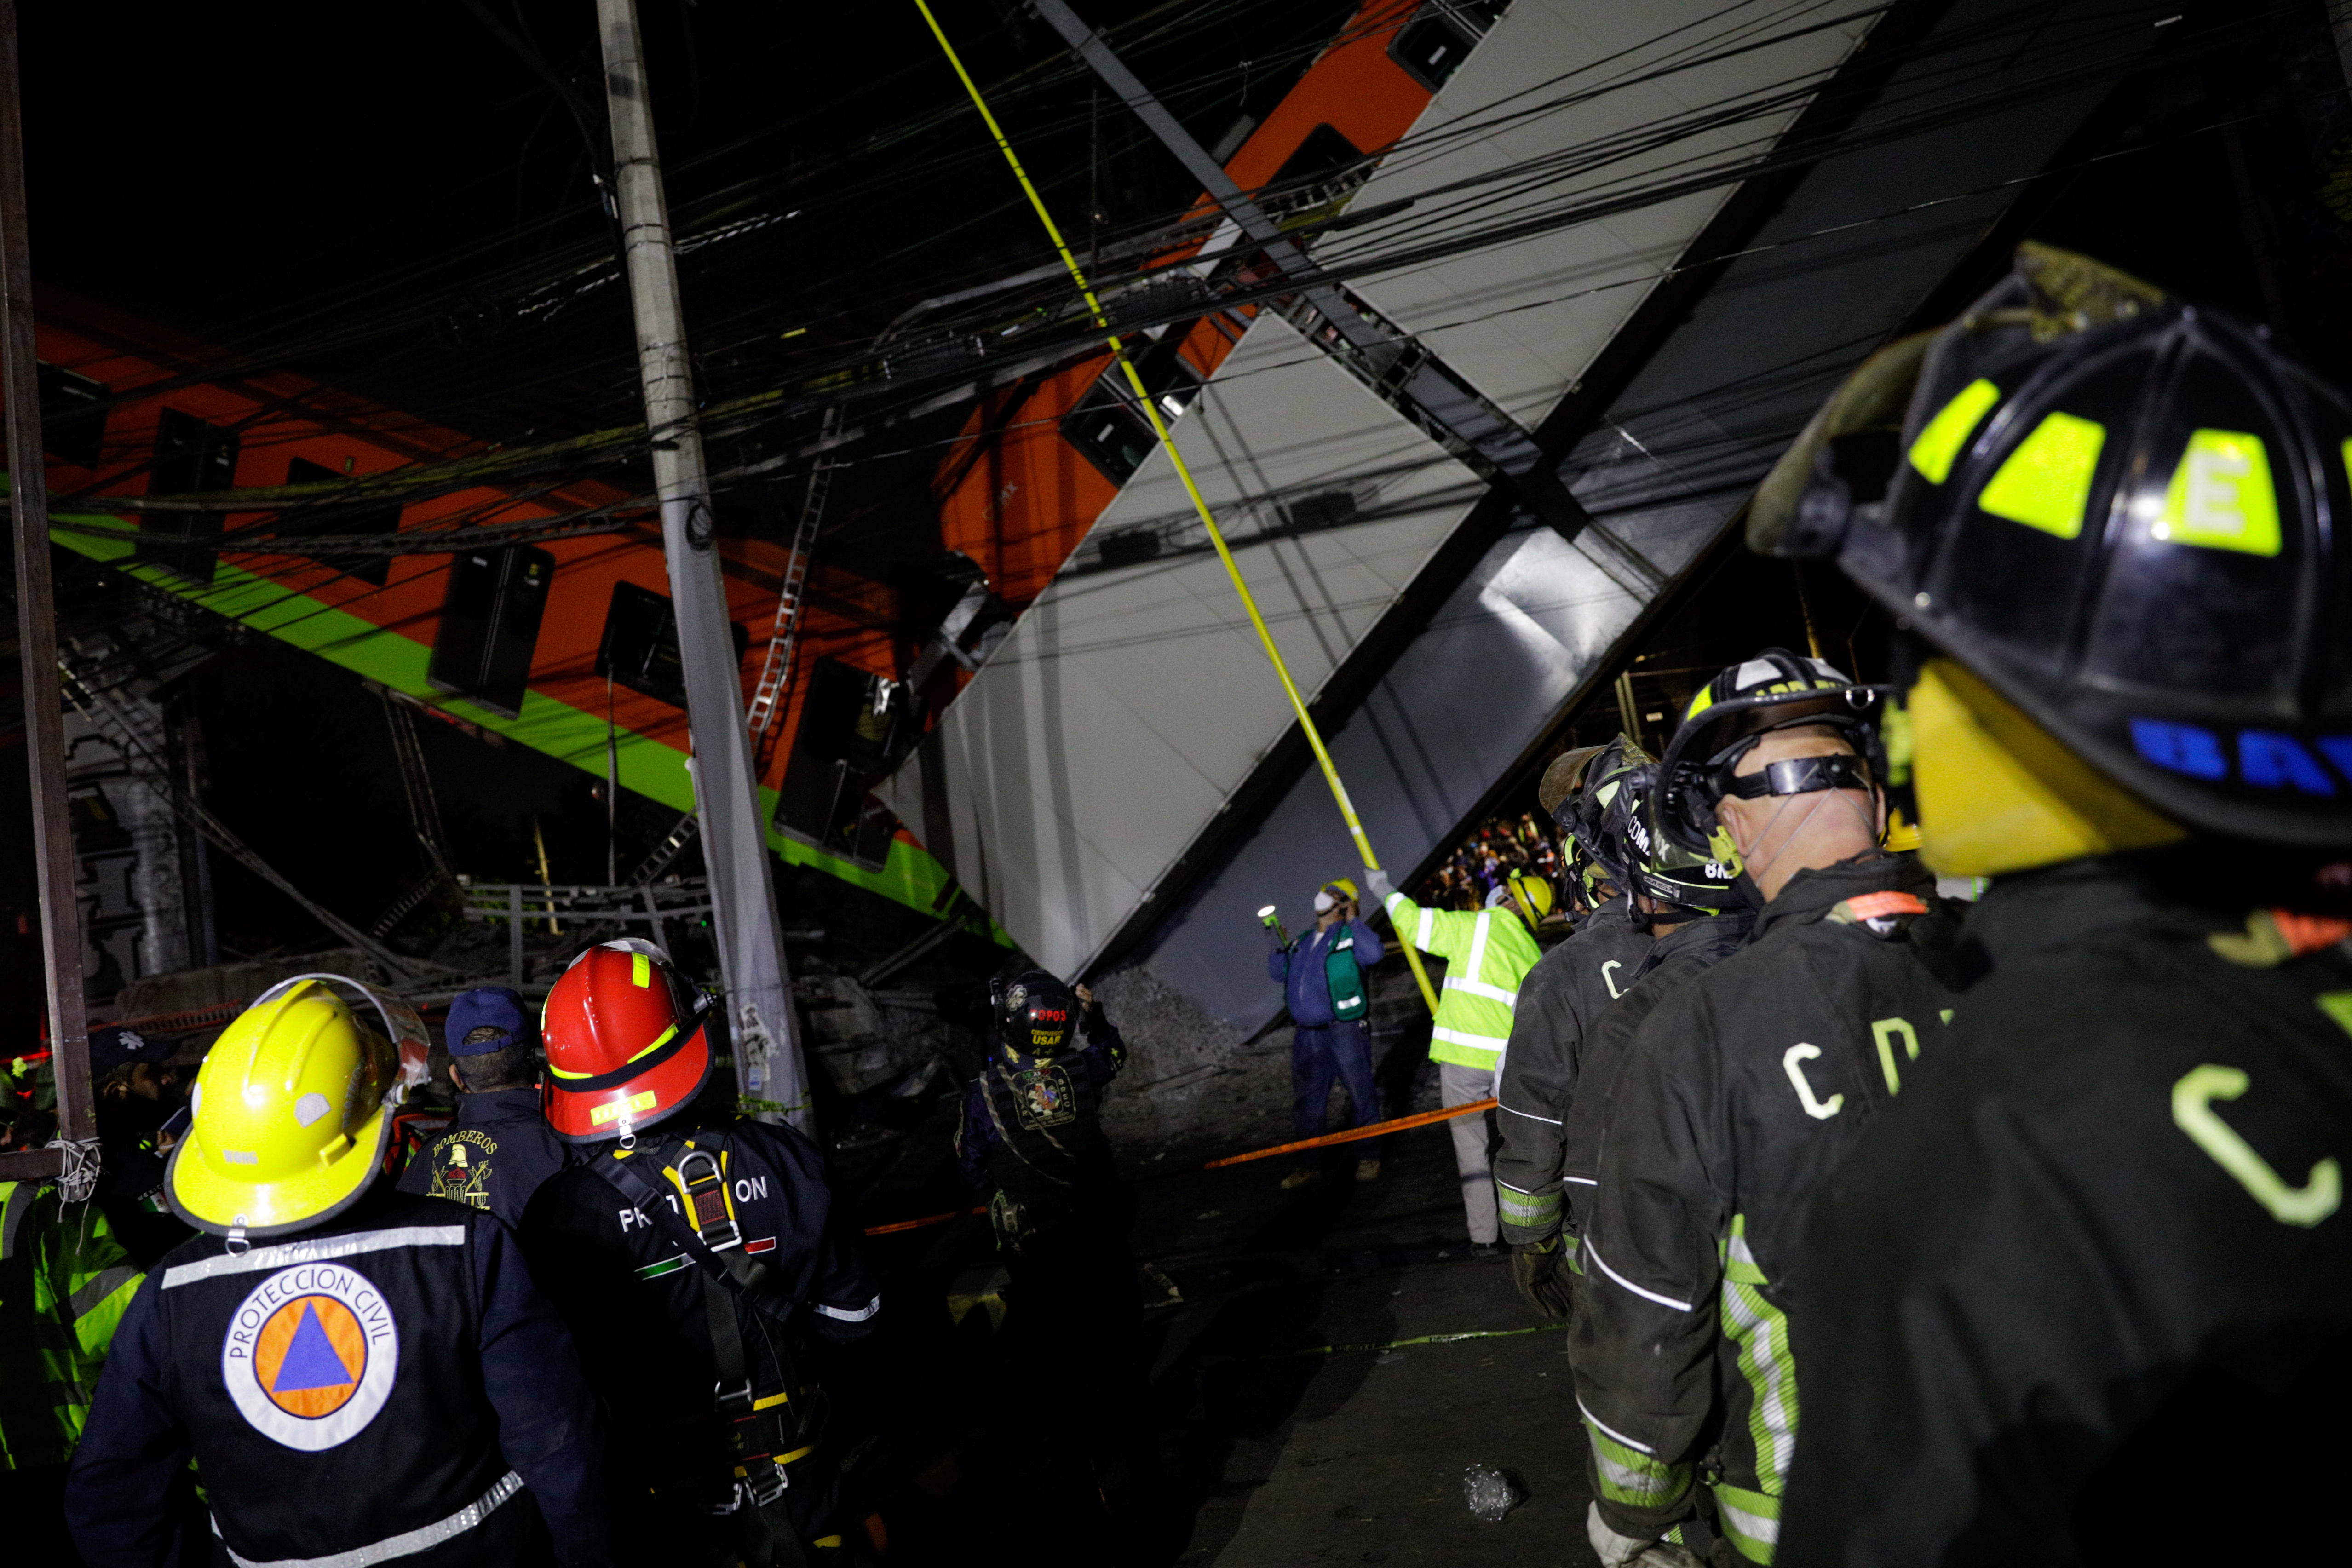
[1324,927,1368,1022]
[0,1181,144,1470]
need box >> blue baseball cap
[445,988,537,1057]
[90,1026,174,1076]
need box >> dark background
[4,0,2352,996]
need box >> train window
[1061,335,1205,484]
[592,579,748,710]
[1266,123,1365,195]
[279,457,400,588]
[774,657,904,865]
[428,546,555,718]
[37,362,107,470]
[1388,2,1507,92]
[136,408,238,586]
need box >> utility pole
[0,0,94,1187]
[595,0,810,1131]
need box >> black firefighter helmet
[992,968,1080,1061]
[1750,241,2352,853]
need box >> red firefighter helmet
[541,939,713,1143]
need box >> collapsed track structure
[21,0,2183,1027]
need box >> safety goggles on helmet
[1750,241,2352,850]
[1652,649,1889,860]
[1602,761,1742,919]
[541,939,714,1143]
[993,968,1079,1060]
[167,974,428,1240]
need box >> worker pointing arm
[1363,865,1544,1251]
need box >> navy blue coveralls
[398,1087,568,1229]
[64,1183,608,1568]
[520,1115,880,1563]
[1268,919,1385,1139]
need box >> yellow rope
[913,0,1438,1014]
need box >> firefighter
[398,986,565,1226]
[1494,738,1656,1315]
[65,975,609,1567]
[1553,752,1751,1250]
[0,1082,146,1563]
[955,968,1150,1514]
[1747,244,2352,1563]
[1570,653,1961,1567]
[519,939,880,1567]
[1360,862,1547,1251]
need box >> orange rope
[863,1206,986,1237]
[862,1097,1501,1232]
[1203,1097,1498,1168]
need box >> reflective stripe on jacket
[1383,890,1541,1069]
[0,1181,143,1470]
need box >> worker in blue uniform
[65,975,610,1568]
[398,987,566,1227]
[1266,878,1387,1187]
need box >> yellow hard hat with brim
[167,975,421,1241]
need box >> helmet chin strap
[1734,787,1880,890]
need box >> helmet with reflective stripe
[168,975,424,1239]
[541,939,713,1143]
[1552,734,1646,895]
[1653,649,1888,862]
[1751,241,2352,848]
[992,967,1079,1062]
[1562,735,1739,917]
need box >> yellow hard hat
[167,976,413,1240]
[1507,871,1555,929]
[1323,877,1360,903]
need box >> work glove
[1511,1235,1573,1319]
[1587,1504,1705,1568]
[1360,866,1394,903]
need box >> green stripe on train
[49,511,972,920]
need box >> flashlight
[1257,905,1279,925]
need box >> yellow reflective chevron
[2156,430,2280,556]
[1871,1017,1921,1096]
[1908,379,2000,484]
[632,951,652,989]
[1977,410,2105,538]
[2171,1064,2340,1227]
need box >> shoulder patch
[1829,890,1929,937]
[2208,909,2352,968]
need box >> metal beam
[0,0,93,1184]
[596,0,810,1131]
[1027,0,1616,554]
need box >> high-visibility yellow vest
[0,1181,145,1470]
[1384,891,1541,1070]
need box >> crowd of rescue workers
[6,245,2348,1568]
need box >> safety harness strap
[591,1138,812,1527]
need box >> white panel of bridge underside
[879,312,1482,978]
[1325,0,1874,427]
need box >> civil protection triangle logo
[221,1261,399,1450]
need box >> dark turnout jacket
[1779,856,2352,1567]
[1570,853,1959,1561]
[1556,907,1756,1244]
[956,1003,1127,1230]
[1494,896,1654,1245]
[68,1185,607,1568]
[398,1087,569,1229]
